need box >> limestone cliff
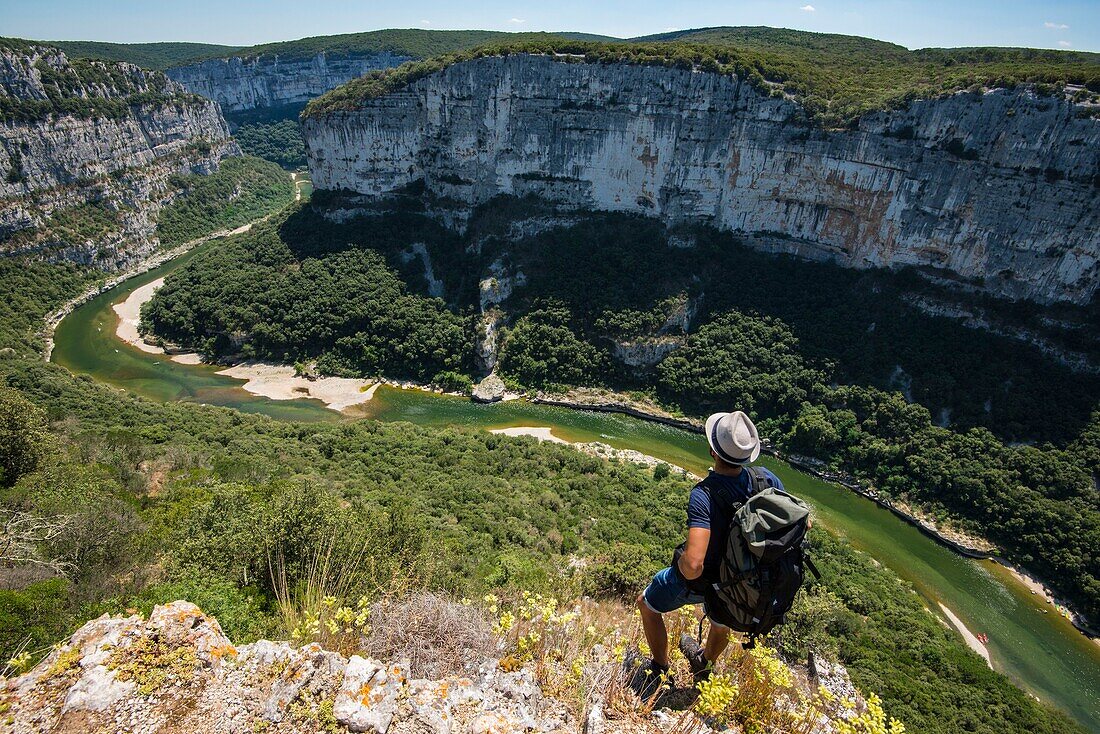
[302,54,1100,305]
[0,43,237,269]
[167,52,411,112]
[1,601,573,734]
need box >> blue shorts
[642,567,728,628]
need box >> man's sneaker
[680,634,713,684]
[627,653,674,699]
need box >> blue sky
[2,0,1098,52]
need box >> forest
[138,199,1100,623]
[231,118,307,169]
[155,155,294,247]
[47,40,240,70]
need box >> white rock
[168,52,413,112]
[61,664,136,713]
[473,374,507,403]
[333,656,408,733]
[0,45,237,267]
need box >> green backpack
[702,469,818,648]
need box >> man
[635,410,782,691]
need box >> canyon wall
[0,44,237,269]
[302,54,1100,304]
[167,52,411,112]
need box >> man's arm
[678,526,710,581]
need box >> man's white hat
[705,410,761,465]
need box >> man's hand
[678,526,710,581]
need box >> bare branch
[0,510,75,576]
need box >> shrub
[584,543,663,599]
[130,570,273,642]
[0,578,69,662]
[431,370,473,394]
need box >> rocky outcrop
[303,54,1100,305]
[167,52,412,112]
[0,44,237,268]
[3,598,877,734]
[476,311,501,374]
[478,258,526,312]
[472,373,506,403]
[611,337,684,368]
[1,601,572,734]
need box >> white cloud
[508,17,526,24]
[800,4,816,11]
[419,19,431,26]
[1044,21,1069,30]
[665,27,680,32]
[1058,40,1072,48]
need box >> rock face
[0,44,237,269]
[167,52,412,112]
[303,54,1100,305]
[3,601,572,734]
[611,337,684,368]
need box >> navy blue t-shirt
[687,466,783,577]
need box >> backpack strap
[697,472,738,517]
[744,465,773,495]
[698,465,771,515]
[804,556,821,580]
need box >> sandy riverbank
[490,426,567,443]
[938,603,993,668]
[999,564,1100,647]
[216,363,377,412]
[114,278,169,355]
[112,277,221,365]
[112,272,379,413]
[490,426,699,478]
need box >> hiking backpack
[697,468,818,648]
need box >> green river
[52,246,1100,731]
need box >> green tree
[0,386,48,487]
[499,306,605,388]
[657,311,826,416]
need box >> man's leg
[703,623,730,664]
[636,592,670,667]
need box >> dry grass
[485,593,903,734]
[362,592,498,678]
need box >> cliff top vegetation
[47,40,241,70]
[40,30,614,69]
[226,29,615,63]
[0,39,208,122]
[302,32,1100,126]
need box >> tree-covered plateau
[47,40,241,70]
